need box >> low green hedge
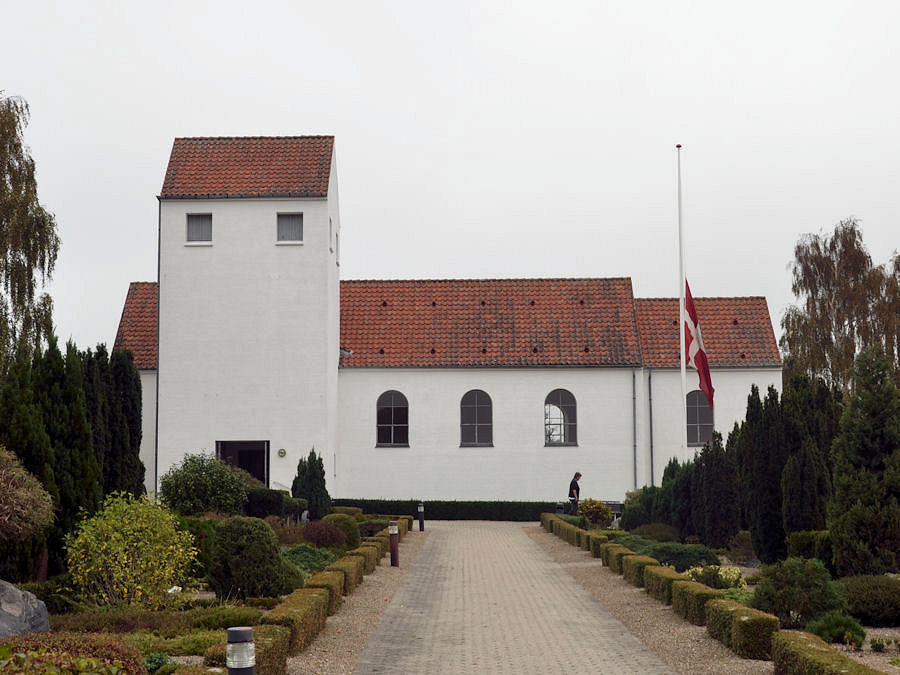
[644,566,686,604]
[119,629,224,656]
[259,588,329,654]
[203,624,290,674]
[771,630,883,674]
[611,547,637,574]
[705,599,779,659]
[326,556,364,594]
[622,555,659,587]
[362,535,388,558]
[331,505,364,518]
[599,542,627,568]
[348,545,379,574]
[335,499,556,521]
[305,571,344,615]
[50,605,264,633]
[611,534,719,572]
[588,533,608,557]
[671,580,723,625]
[0,632,147,674]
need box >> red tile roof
[115,280,781,370]
[113,282,158,369]
[160,136,334,199]
[635,297,781,367]
[339,278,642,367]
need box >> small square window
[277,213,303,242]
[187,214,212,242]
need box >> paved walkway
[354,521,674,674]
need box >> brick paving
[353,521,674,674]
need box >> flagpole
[676,144,687,455]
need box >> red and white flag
[684,279,714,408]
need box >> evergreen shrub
[323,513,361,549]
[705,598,740,647]
[283,496,307,521]
[331,506,363,518]
[0,446,53,541]
[614,534,719,572]
[348,546,379,574]
[159,453,247,515]
[292,449,331,519]
[837,574,900,626]
[622,555,659,587]
[283,544,339,574]
[730,605,779,660]
[685,564,746,590]
[751,557,844,629]
[118,629,225,656]
[176,515,218,576]
[208,516,294,599]
[805,610,866,647]
[246,489,285,518]
[611,547,636,574]
[726,530,755,565]
[302,520,346,549]
[578,498,613,527]
[66,493,196,608]
[325,557,363,594]
[203,624,290,675]
[264,514,305,546]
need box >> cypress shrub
[247,488,285,519]
[291,449,331,519]
[208,516,290,599]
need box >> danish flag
[684,280,714,408]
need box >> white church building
[115,136,782,503]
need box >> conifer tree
[81,346,111,491]
[755,386,788,562]
[698,432,740,547]
[828,349,900,575]
[291,448,331,519]
[669,459,695,539]
[110,349,144,494]
[737,386,763,534]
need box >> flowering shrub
[685,564,746,590]
[66,493,197,609]
[578,498,614,527]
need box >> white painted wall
[156,165,340,489]
[336,367,639,503]
[643,367,783,486]
[139,369,157,495]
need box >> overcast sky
[3,1,898,351]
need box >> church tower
[155,136,341,491]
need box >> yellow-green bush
[730,606,779,659]
[589,533,608,558]
[118,629,224,655]
[325,557,363,594]
[672,580,723,625]
[644,566,686,604]
[304,571,344,615]
[771,630,883,674]
[362,536,388,558]
[685,564,746,590]
[260,588,329,654]
[65,493,196,609]
[578,498,614,527]
[348,546,378,574]
[622,555,659,587]
[611,547,636,574]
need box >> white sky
[3,1,898,351]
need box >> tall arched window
[460,389,493,447]
[687,390,713,446]
[376,390,409,447]
[544,389,577,446]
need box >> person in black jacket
[568,472,582,515]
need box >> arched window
[460,389,493,447]
[687,390,713,446]
[376,390,409,447]
[544,389,577,446]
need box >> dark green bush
[837,574,900,626]
[145,651,172,672]
[726,530,755,565]
[246,489,285,519]
[177,515,219,576]
[208,517,291,599]
[283,496,308,521]
[292,449,331,519]
[787,530,835,575]
[283,544,339,573]
[302,520,346,548]
[323,513,361,549]
[751,557,844,629]
[159,453,247,515]
[806,610,866,647]
[613,534,719,572]
[631,523,680,542]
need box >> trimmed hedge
[326,557,364,594]
[611,547,637,574]
[622,555,659,587]
[246,488,285,518]
[50,605,264,633]
[671,580,723,625]
[705,599,779,659]
[260,588,329,654]
[335,499,558,521]
[771,630,883,674]
[204,623,290,674]
[331,505,364,518]
[362,535,388,558]
[349,545,379,574]
[612,534,719,572]
[599,542,627,568]
[0,632,147,674]
[119,629,224,656]
[589,534,608,558]
[305,571,344,615]
[644,566,686,604]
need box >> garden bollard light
[418,501,425,531]
[227,626,255,675]
[389,520,399,567]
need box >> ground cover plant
[283,543,339,573]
